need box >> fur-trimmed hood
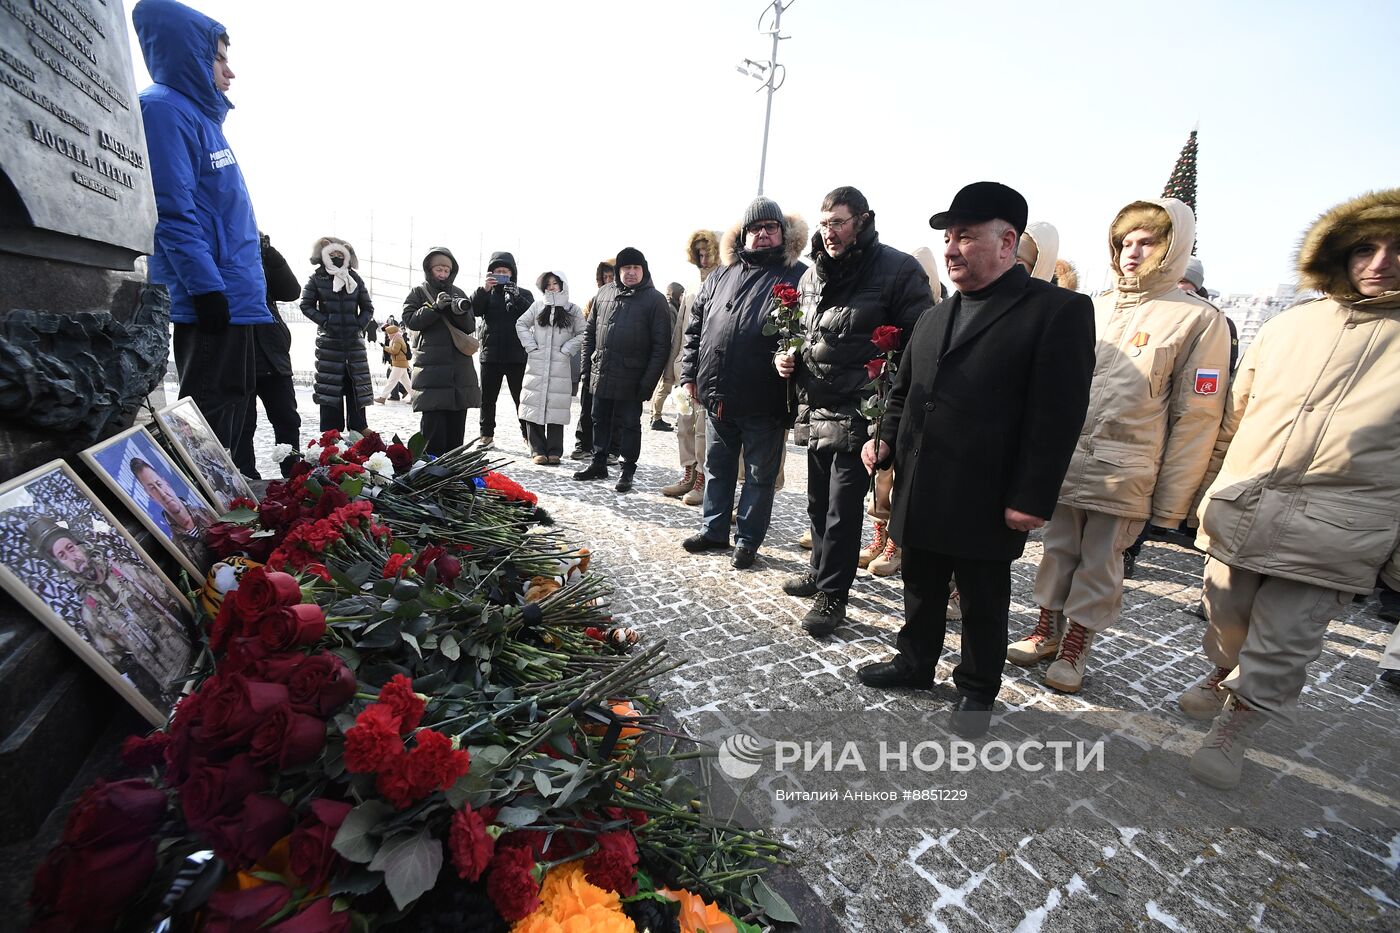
[1020,221,1060,282]
[595,259,615,288]
[309,236,359,269]
[1297,188,1400,302]
[719,214,809,268]
[685,230,722,273]
[1108,197,1195,296]
[1054,259,1079,292]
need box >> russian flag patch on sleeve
[1194,369,1220,395]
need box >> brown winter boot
[858,520,888,569]
[1006,607,1064,666]
[798,527,812,549]
[661,465,695,498]
[1178,665,1233,720]
[682,471,705,506]
[1043,621,1095,693]
[868,536,902,577]
[1190,695,1265,790]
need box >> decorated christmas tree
[1162,127,1199,253]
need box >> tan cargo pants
[1201,556,1351,714]
[1382,620,1400,671]
[1032,503,1145,632]
[676,407,706,471]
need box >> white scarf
[321,244,358,294]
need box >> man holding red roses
[776,186,932,634]
[680,197,809,570]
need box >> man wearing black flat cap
[856,181,1095,733]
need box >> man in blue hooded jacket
[134,0,272,451]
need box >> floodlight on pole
[734,0,794,196]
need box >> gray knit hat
[1182,256,1205,289]
[741,197,785,233]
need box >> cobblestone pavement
[249,389,1399,932]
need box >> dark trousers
[574,366,620,453]
[896,546,1012,704]
[590,396,642,469]
[421,410,467,457]
[526,422,564,458]
[319,370,367,433]
[479,362,526,440]
[701,412,785,550]
[807,446,868,596]
[173,323,255,450]
[233,370,300,478]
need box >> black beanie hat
[615,246,647,271]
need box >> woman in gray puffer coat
[516,271,585,463]
[301,237,375,432]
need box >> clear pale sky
[126,0,1400,309]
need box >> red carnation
[584,829,639,896]
[318,445,341,466]
[329,463,366,481]
[230,497,259,511]
[404,729,470,796]
[374,756,418,810]
[865,357,886,381]
[381,553,413,579]
[343,704,405,774]
[377,675,425,733]
[121,732,172,771]
[304,562,332,583]
[449,805,496,882]
[486,844,542,922]
[318,429,342,446]
[870,324,902,353]
[288,799,353,890]
[386,443,413,474]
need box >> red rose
[381,553,412,579]
[584,829,639,896]
[377,675,425,733]
[221,635,276,676]
[249,703,327,769]
[347,431,387,458]
[870,324,902,353]
[584,627,606,641]
[258,495,302,533]
[29,837,157,929]
[202,793,295,870]
[234,569,303,618]
[163,691,207,785]
[343,704,405,774]
[485,844,542,922]
[199,675,292,748]
[206,522,255,560]
[404,730,470,798]
[865,357,886,381]
[61,778,167,848]
[771,282,800,308]
[412,544,445,575]
[449,805,496,882]
[386,443,413,474]
[287,651,357,716]
[268,897,352,933]
[121,732,172,771]
[230,497,259,510]
[288,799,353,890]
[202,882,293,933]
[178,754,267,830]
[311,483,350,518]
[258,603,328,652]
[209,599,244,653]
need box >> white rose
[365,451,395,478]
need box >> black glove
[191,291,230,333]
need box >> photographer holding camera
[471,251,535,449]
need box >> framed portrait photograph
[155,398,254,512]
[81,426,220,579]
[0,461,195,726]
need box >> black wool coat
[885,265,1095,561]
[256,241,300,377]
[401,247,481,412]
[300,267,375,408]
[583,274,672,401]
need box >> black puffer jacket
[796,222,933,452]
[402,247,481,412]
[300,256,375,409]
[584,268,672,401]
[681,215,808,421]
[256,239,299,377]
[471,251,534,365]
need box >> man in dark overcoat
[858,182,1095,732]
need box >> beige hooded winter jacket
[1056,198,1231,524]
[1195,189,1400,594]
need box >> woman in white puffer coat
[517,271,586,463]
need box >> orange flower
[659,888,737,933]
[512,863,636,933]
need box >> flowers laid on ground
[27,432,792,933]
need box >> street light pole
[743,0,793,197]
